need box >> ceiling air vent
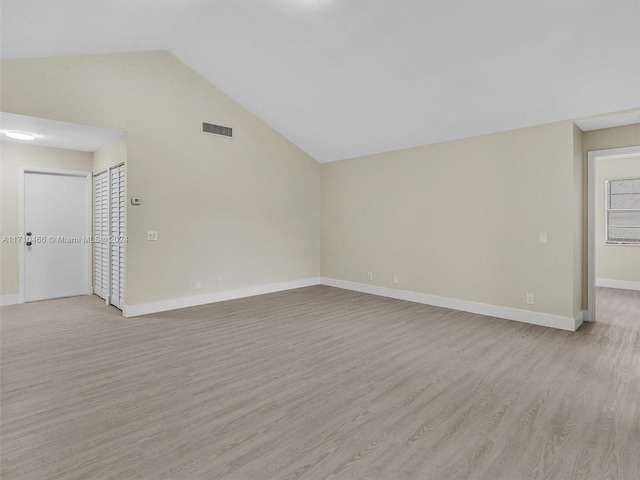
[202,122,233,138]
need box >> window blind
[607,178,640,244]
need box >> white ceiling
[0,112,124,152]
[574,109,640,132]
[1,0,639,162]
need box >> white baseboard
[3,278,586,332]
[321,277,583,332]
[123,277,321,317]
[0,294,22,306]
[596,278,640,291]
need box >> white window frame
[605,177,640,246]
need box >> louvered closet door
[93,171,109,301]
[110,164,125,309]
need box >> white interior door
[109,164,125,309]
[23,170,91,302]
[93,171,110,301]
[93,165,125,309]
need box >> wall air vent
[202,122,233,138]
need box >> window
[606,178,640,245]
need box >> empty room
[1,1,639,479]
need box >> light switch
[539,233,548,244]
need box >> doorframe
[586,145,640,321]
[18,166,93,303]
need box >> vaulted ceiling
[2,0,639,162]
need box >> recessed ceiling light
[5,131,36,140]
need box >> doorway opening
[587,145,640,321]
[2,112,126,309]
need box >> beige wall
[93,135,126,173]
[1,51,321,305]
[583,124,640,153]
[595,155,640,283]
[0,142,93,296]
[2,50,636,317]
[322,121,579,318]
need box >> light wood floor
[1,286,639,480]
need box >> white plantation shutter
[93,171,109,300]
[117,165,125,309]
[93,164,125,310]
[110,164,126,309]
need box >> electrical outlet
[147,231,158,241]
[393,275,399,285]
[367,272,373,281]
[217,278,223,287]
[195,280,201,290]
[526,293,535,305]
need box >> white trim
[123,277,321,317]
[18,168,25,304]
[596,278,640,291]
[587,145,640,322]
[84,167,93,295]
[321,277,584,332]
[18,166,93,302]
[0,294,22,306]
